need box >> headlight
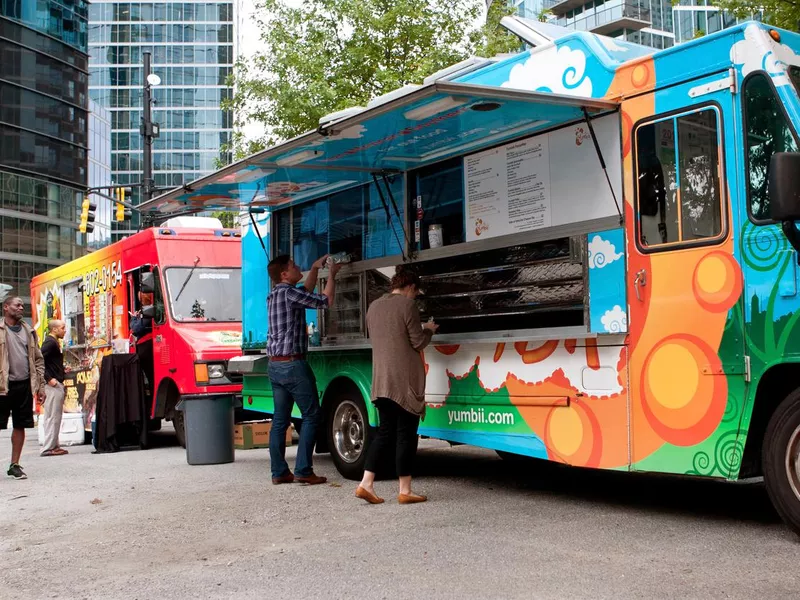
[194,362,226,383]
[207,363,226,379]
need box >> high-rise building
[514,0,753,49]
[87,1,235,240]
[0,0,90,304]
[87,99,113,249]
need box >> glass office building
[0,0,90,303]
[516,0,747,48]
[88,1,234,239]
[87,99,113,250]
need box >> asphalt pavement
[1,427,798,600]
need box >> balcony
[550,2,651,36]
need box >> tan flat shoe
[356,486,384,504]
[398,493,427,504]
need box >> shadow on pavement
[414,445,781,526]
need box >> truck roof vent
[161,216,224,229]
[366,84,421,109]
[318,106,365,128]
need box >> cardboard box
[234,420,292,450]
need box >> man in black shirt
[41,320,67,457]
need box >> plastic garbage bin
[176,395,236,465]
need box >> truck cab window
[744,74,799,221]
[636,107,723,248]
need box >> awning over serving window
[140,81,618,215]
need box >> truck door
[625,73,747,476]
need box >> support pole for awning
[372,173,413,262]
[248,181,270,260]
[582,108,623,226]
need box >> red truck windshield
[164,267,242,323]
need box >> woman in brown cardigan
[356,266,438,505]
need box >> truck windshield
[791,67,800,95]
[164,267,242,323]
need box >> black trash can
[176,395,235,465]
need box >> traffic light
[79,196,96,234]
[115,186,132,222]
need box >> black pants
[135,339,154,395]
[364,398,420,477]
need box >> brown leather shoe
[398,493,427,504]
[356,486,385,504]
[272,472,295,485]
[295,473,327,485]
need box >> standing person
[0,297,46,480]
[267,254,341,485]
[130,291,154,394]
[356,266,438,505]
[40,319,68,457]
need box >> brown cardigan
[366,293,433,417]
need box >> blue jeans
[268,360,321,478]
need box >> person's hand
[48,378,58,387]
[422,321,439,334]
[36,389,46,404]
[311,254,330,270]
[329,261,343,278]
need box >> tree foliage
[223,0,522,160]
[714,0,794,31]
[211,210,237,228]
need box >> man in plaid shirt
[266,254,341,485]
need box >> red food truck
[29,217,243,446]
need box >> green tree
[223,0,522,160]
[713,0,793,31]
[211,210,236,228]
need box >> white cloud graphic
[502,45,592,97]
[731,24,799,87]
[601,305,628,333]
[588,235,623,269]
[598,36,628,54]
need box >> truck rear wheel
[327,388,372,480]
[763,389,800,537]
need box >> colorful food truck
[29,217,243,446]
[141,19,800,534]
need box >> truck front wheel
[173,407,186,449]
[763,389,800,537]
[327,389,372,480]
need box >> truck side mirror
[768,152,800,259]
[141,305,155,319]
[141,272,155,294]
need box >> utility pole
[140,51,160,202]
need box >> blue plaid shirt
[267,283,329,357]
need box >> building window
[635,107,724,249]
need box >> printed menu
[465,136,551,242]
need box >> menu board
[465,136,551,242]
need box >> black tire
[173,408,186,449]
[327,387,373,480]
[763,389,800,537]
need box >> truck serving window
[164,267,242,322]
[274,179,405,270]
[744,73,799,222]
[635,107,724,249]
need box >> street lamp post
[141,51,160,202]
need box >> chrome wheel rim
[332,400,364,464]
[786,424,800,502]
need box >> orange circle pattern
[640,334,728,446]
[692,251,743,313]
[544,400,602,467]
